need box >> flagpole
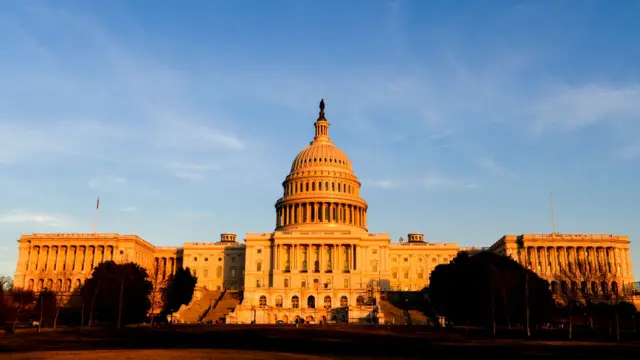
[93,197,100,235]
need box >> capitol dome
[275,100,368,231]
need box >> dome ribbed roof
[290,142,353,173]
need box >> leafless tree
[148,262,166,325]
[554,261,619,332]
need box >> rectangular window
[372,249,377,255]
[256,280,261,288]
[203,269,208,278]
[231,267,236,278]
[257,262,262,272]
[301,281,306,288]
[284,279,289,288]
[344,279,349,288]
[257,248,262,254]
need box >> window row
[193,266,244,279]
[284,180,354,196]
[258,294,366,309]
[255,278,351,289]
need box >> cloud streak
[165,162,222,181]
[0,209,67,228]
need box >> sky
[0,0,639,279]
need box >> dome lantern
[313,99,331,144]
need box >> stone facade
[10,100,635,324]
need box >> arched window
[601,281,608,294]
[306,182,309,192]
[319,182,322,191]
[338,183,341,192]
[371,261,378,273]
[312,182,316,191]
[340,296,348,308]
[612,281,619,295]
[27,279,34,290]
[332,182,335,191]
[54,279,62,291]
[307,295,316,308]
[591,281,598,294]
[65,279,72,291]
[216,266,222,278]
[37,279,44,291]
[560,281,568,294]
[292,295,299,308]
[259,295,267,308]
[275,295,283,308]
[325,181,329,190]
[571,281,578,294]
[324,296,332,309]
[356,296,365,306]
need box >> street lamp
[117,250,128,329]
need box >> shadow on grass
[1,325,639,359]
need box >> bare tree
[53,276,70,329]
[554,260,618,332]
[148,262,165,326]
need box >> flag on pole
[96,197,100,210]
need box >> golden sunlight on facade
[11,100,636,324]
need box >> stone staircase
[203,290,241,323]
[378,299,410,325]
[174,290,221,324]
[408,310,429,325]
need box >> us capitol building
[12,100,636,324]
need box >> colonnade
[154,256,177,280]
[24,244,116,274]
[272,244,358,273]
[520,245,632,276]
[276,202,366,228]
[22,244,117,292]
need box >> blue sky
[1,0,639,279]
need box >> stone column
[25,245,33,272]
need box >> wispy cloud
[422,174,478,190]
[165,162,222,181]
[474,156,512,176]
[532,84,640,134]
[119,206,137,212]
[0,209,67,228]
[88,176,127,191]
[369,179,401,189]
[175,211,212,218]
[366,175,477,190]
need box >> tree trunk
[12,307,21,333]
[568,301,573,340]
[53,307,60,329]
[491,293,496,336]
[80,302,84,332]
[525,273,530,338]
[615,305,620,342]
[88,283,100,328]
[38,295,44,333]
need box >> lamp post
[117,250,128,329]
